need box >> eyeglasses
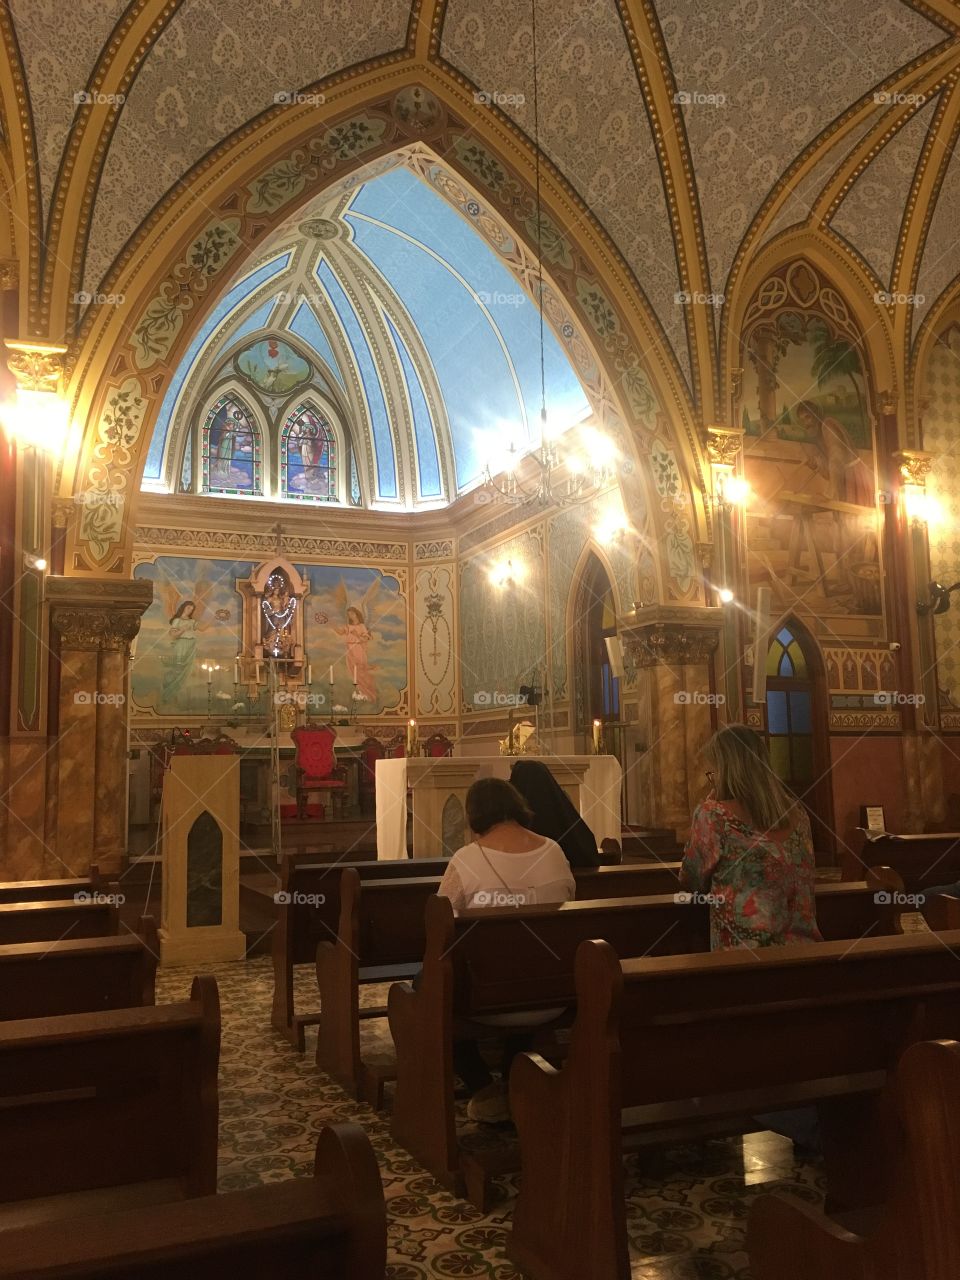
[705,770,715,786]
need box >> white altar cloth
[374,754,622,860]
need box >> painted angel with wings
[328,576,402,704]
[156,566,217,704]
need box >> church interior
[2,1,960,1276]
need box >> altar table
[374,754,622,860]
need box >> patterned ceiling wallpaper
[398,0,690,390]
[913,130,960,342]
[9,0,129,225]
[832,97,938,289]
[924,328,960,703]
[80,0,411,297]
[657,0,943,297]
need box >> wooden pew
[387,880,903,1201]
[0,974,219,1221]
[0,896,121,945]
[841,831,960,893]
[271,855,451,1048]
[0,877,96,904]
[747,1038,960,1280]
[508,932,960,1280]
[0,931,157,1022]
[315,861,696,1101]
[0,1122,386,1279]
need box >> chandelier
[481,0,617,509]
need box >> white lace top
[437,837,575,911]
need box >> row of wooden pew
[0,872,387,1278]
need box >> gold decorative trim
[3,339,68,393]
[135,525,408,561]
[830,710,901,730]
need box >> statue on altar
[260,569,299,659]
[499,719,542,756]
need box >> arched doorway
[764,619,835,857]
[575,552,621,742]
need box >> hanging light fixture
[482,0,617,508]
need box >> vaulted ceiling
[3,0,960,431]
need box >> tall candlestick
[407,717,417,754]
[328,665,334,684]
[592,718,602,753]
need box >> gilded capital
[3,339,69,394]
[46,576,153,653]
[0,259,19,291]
[893,450,934,487]
[705,425,744,469]
[621,605,722,668]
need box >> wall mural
[131,556,407,717]
[924,325,960,709]
[741,304,882,622]
[234,337,311,394]
[415,564,457,716]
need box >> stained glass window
[201,395,262,495]
[765,625,814,785]
[280,403,337,502]
[350,450,362,506]
[766,626,808,678]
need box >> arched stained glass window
[764,624,813,785]
[201,395,262,495]
[766,626,809,679]
[281,403,337,502]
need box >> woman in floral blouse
[681,724,822,951]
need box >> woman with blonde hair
[681,723,821,951]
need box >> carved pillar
[622,607,722,836]
[47,579,152,874]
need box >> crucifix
[269,521,285,553]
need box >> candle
[234,658,240,685]
[353,666,358,685]
[592,719,602,752]
[328,665,334,684]
[205,664,213,685]
[407,718,417,754]
[306,665,312,685]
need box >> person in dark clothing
[509,759,600,868]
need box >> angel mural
[156,568,216,704]
[324,576,404,706]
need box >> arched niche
[186,810,224,927]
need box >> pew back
[0,975,219,1207]
[0,935,157,1021]
[0,899,119,945]
[0,879,95,905]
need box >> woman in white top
[436,777,575,1122]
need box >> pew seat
[0,1123,386,1279]
[0,878,96,904]
[0,927,157,1021]
[748,1038,960,1280]
[0,898,120,946]
[507,931,960,1280]
[0,975,219,1225]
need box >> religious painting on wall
[234,337,311,395]
[201,394,261,495]
[281,403,338,501]
[305,566,407,714]
[740,301,882,622]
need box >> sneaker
[467,1080,510,1124]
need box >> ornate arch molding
[723,233,898,421]
[61,71,707,597]
[0,5,40,330]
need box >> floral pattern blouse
[680,797,822,951]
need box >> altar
[374,754,622,860]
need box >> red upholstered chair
[387,736,406,760]
[358,736,385,816]
[291,726,346,821]
[423,732,453,758]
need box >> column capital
[45,576,153,652]
[3,339,69,394]
[893,449,934,487]
[621,604,722,668]
[705,425,744,469]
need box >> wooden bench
[271,856,451,1048]
[0,1122,386,1279]
[842,831,960,893]
[388,878,902,1203]
[0,929,157,1022]
[508,931,960,1280]
[315,861,695,1102]
[0,877,97,904]
[0,896,121,945]
[747,1037,960,1280]
[0,974,219,1223]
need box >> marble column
[622,607,721,837]
[47,578,152,876]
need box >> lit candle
[204,663,212,685]
[407,718,417,754]
[234,658,240,685]
[592,718,602,752]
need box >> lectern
[159,753,246,965]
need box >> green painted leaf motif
[622,363,657,423]
[323,116,387,161]
[575,277,618,338]
[524,212,573,269]
[452,137,507,192]
[666,524,695,593]
[133,295,184,368]
[247,158,308,215]
[188,219,241,278]
[79,494,124,564]
[650,443,681,500]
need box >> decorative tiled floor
[156,958,828,1279]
